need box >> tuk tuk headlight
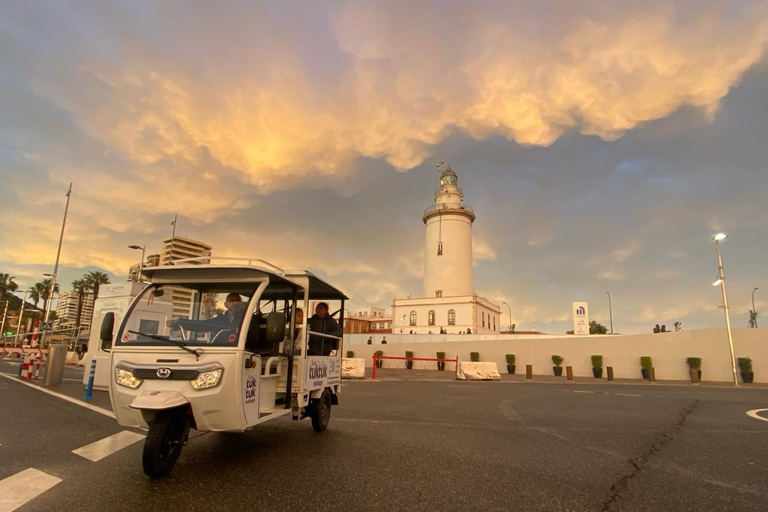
[115,368,143,389]
[190,368,222,390]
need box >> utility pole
[606,292,614,334]
[15,291,28,347]
[44,183,72,324]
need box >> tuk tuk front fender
[130,390,189,411]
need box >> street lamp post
[14,291,28,347]
[128,245,147,281]
[44,183,72,324]
[0,300,9,343]
[713,233,738,386]
[606,292,614,334]
[752,287,759,328]
[502,301,512,332]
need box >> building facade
[56,291,95,328]
[392,165,501,335]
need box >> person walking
[366,336,373,345]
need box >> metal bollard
[83,359,96,399]
[607,366,614,381]
[566,366,574,381]
[526,364,533,380]
[649,367,656,383]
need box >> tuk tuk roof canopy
[141,264,348,301]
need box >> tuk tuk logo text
[245,375,257,403]
[309,363,328,380]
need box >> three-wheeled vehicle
[104,258,347,477]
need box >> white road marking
[0,468,62,512]
[72,431,144,462]
[746,409,768,423]
[0,373,115,419]
[572,390,594,394]
[614,393,643,397]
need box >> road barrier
[371,354,459,380]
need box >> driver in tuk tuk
[166,293,247,334]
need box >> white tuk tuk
[104,258,347,478]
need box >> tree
[589,321,608,335]
[85,271,110,301]
[38,279,60,315]
[72,278,88,327]
[27,286,41,308]
[0,273,19,303]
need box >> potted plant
[470,352,480,362]
[374,350,384,369]
[640,356,653,380]
[346,350,354,358]
[686,357,702,383]
[505,354,516,374]
[591,355,603,378]
[436,351,446,371]
[738,357,754,383]
[552,355,564,376]
[405,351,414,370]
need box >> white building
[56,290,95,328]
[392,165,501,335]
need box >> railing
[422,204,475,217]
[434,186,464,196]
[0,326,84,350]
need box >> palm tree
[27,286,41,308]
[38,279,60,316]
[85,271,110,301]
[0,273,19,303]
[72,278,88,327]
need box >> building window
[482,312,485,328]
[428,310,435,325]
[437,242,443,256]
[436,290,443,298]
[493,317,496,331]
[410,311,417,326]
[448,309,455,325]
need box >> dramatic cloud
[1,1,767,333]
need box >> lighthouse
[422,165,475,298]
[391,164,501,335]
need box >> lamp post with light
[752,287,759,328]
[502,301,512,332]
[606,292,614,334]
[129,245,146,282]
[712,233,738,386]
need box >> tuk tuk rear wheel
[310,388,332,432]
[142,410,187,478]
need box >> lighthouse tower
[422,166,475,298]
[390,163,500,335]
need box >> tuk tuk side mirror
[265,312,286,343]
[100,312,115,352]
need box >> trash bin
[44,343,68,386]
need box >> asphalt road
[1,363,767,511]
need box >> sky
[1,1,767,334]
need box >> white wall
[343,328,768,383]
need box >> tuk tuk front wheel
[310,388,332,432]
[142,409,188,478]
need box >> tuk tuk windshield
[116,284,257,348]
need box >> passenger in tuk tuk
[307,302,342,356]
[166,293,247,340]
[288,308,304,355]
